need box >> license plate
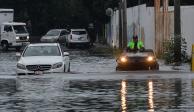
[78,37,83,40]
[34,71,43,75]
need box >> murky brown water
[1,50,194,111]
[1,77,194,112]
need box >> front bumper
[116,61,159,70]
[11,42,30,47]
[16,65,64,75]
[68,39,90,44]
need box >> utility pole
[174,0,181,65]
[119,0,128,49]
[154,0,161,56]
[122,0,128,48]
[119,0,123,49]
[163,0,169,41]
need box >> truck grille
[20,36,27,40]
[26,65,52,71]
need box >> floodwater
[1,49,194,112]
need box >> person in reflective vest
[127,35,144,51]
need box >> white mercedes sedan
[16,43,70,75]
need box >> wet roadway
[0,48,194,112]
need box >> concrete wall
[181,6,194,55]
[126,4,155,49]
[105,10,119,48]
[106,5,194,56]
[106,4,155,49]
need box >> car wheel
[17,73,25,75]
[68,63,70,72]
[116,66,121,71]
[149,65,159,71]
[1,42,9,51]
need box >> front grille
[26,65,51,71]
[128,57,147,62]
[20,36,27,40]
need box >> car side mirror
[16,52,21,57]
[63,52,69,56]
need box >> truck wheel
[1,42,8,51]
[16,47,21,51]
[68,63,70,72]
[65,42,69,48]
[64,65,66,72]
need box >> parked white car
[65,29,90,48]
[16,43,70,75]
[40,29,69,43]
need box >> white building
[105,4,194,56]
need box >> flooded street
[1,49,194,111]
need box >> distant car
[116,49,159,71]
[16,43,70,75]
[40,29,69,43]
[65,29,90,48]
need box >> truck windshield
[13,25,28,34]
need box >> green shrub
[163,35,189,65]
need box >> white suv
[65,29,90,48]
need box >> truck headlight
[52,62,63,69]
[27,36,30,40]
[17,63,26,70]
[16,37,20,40]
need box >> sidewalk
[88,43,114,56]
[158,60,191,72]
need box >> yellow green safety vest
[127,40,144,49]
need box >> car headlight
[52,62,63,69]
[120,56,128,63]
[17,63,26,70]
[16,37,20,40]
[27,36,30,40]
[147,56,154,62]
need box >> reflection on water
[192,80,194,101]
[0,79,18,96]
[120,80,155,112]
[121,80,127,112]
[1,77,194,111]
[148,80,154,112]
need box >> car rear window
[72,31,86,35]
[23,46,61,57]
[46,30,60,36]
